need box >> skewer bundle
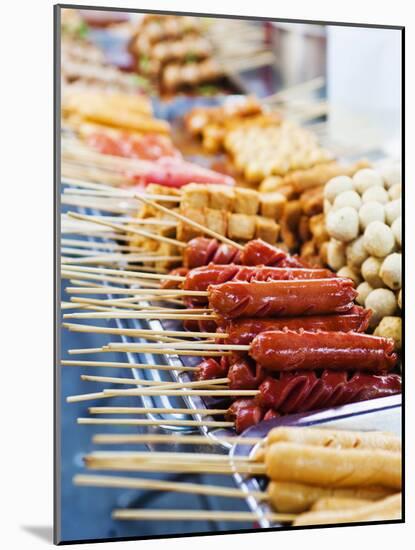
[61,199,401,433]
[74,426,401,526]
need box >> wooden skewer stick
[92,433,262,445]
[62,254,182,266]
[68,297,178,312]
[86,451,252,462]
[107,342,247,351]
[80,374,229,389]
[88,407,228,416]
[64,312,216,321]
[134,196,244,251]
[69,297,205,312]
[67,211,187,249]
[66,387,253,402]
[63,323,225,340]
[102,389,258,397]
[61,239,146,253]
[64,286,205,296]
[61,270,161,288]
[112,509,294,523]
[62,265,185,282]
[61,360,196,371]
[67,346,225,357]
[84,457,266,475]
[78,418,234,428]
[74,474,265,500]
[62,177,182,203]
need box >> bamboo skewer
[102,389,258,397]
[134,196,244,251]
[62,254,182,265]
[69,298,205,312]
[67,387,255,403]
[86,451,252,462]
[78,418,235,428]
[61,239,147,252]
[62,265,185,282]
[67,346,226,357]
[112,509,293,523]
[67,211,186,249]
[80,374,230,389]
[92,433,262,445]
[88,407,228,416]
[61,270,161,288]
[74,473,265,500]
[63,323,224,340]
[108,342,246,351]
[64,312,216,321]
[83,455,266,475]
[64,287,205,296]
[61,360,196,372]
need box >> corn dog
[266,427,401,452]
[293,493,401,526]
[310,497,371,511]
[267,481,394,513]
[265,443,401,489]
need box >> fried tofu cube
[139,184,180,218]
[153,243,181,270]
[176,208,206,242]
[208,185,235,211]
[228,213,256,241]
[205,208,227,236]
[181,183,210,210]
[234,188,260,215]
[260,192,287,220]
[259,175,285,193]
[255,216,280,244]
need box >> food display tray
[230,394,402,529]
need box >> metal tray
[230,394,401,529]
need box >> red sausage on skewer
[208,279,357,319]
[249,329,397,373]
[183,238,305,269]
[220,307,371,344]
[226,371,401,432]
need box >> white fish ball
[385,199,401,225]
[356,281,373,306]
[324,176,354,202]
[358,201,385,230]
[361,256,384,288]
[361,186,389,205]
[391,217,401,248]
[353,168,384,194]
[337,266,362,286]
[332,190,362,211]
[326,239,346,271]
[379,162,401,189]
[380,253,402,290]
[326,207,359,242]
[365,288,397,327]
[346,236,369,268]
[363,221,395,257]
[389,183,402,200]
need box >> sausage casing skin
[222,307,370,344]
[208,278,357,319]
[250,329,397,372]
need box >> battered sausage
[266,426,401,452]
[293,493,401,525]
[265,443,401,489]
[267,481,394,513]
